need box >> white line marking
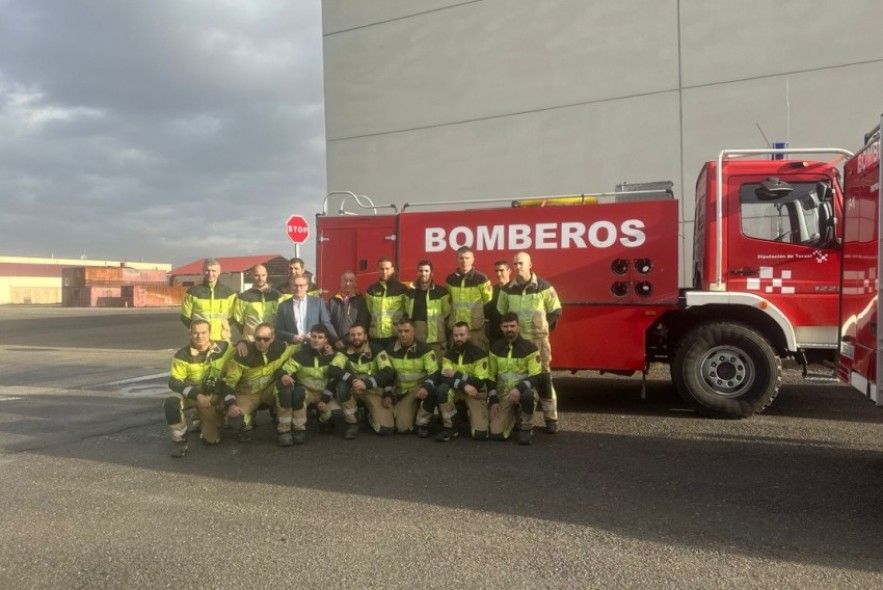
[100,372,167,386]
[0,396,23,402]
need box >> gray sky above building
[0,0,325,267]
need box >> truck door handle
[730,267,759,276]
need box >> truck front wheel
[672,322,781,418]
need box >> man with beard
[435,321,489,442]
[487,312,542,446]
[328,324,396,437]
[365,257,407,349]
[405,260,450,359]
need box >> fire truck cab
[317,146,852,419]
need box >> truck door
[316,215,397,296]
[727,174,842,346]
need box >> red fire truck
[839,116,881,404]
[317,144,854,419]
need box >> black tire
[671,322,782,418]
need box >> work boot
[472,430,488,441]
[378,426,395,437]
[518,429,533,446]
[544,420,558,434]
[318,419,336,433]
[169,439,188,458]
[343,423,359,440]
[237,429,252,443]
[435,428,459,442]
[277,432,294,447]
[292,430,307,445]
[415,425,430,438]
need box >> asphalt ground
[0,306,882,590]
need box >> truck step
[803,371,838,383]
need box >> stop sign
[286,214,310,244]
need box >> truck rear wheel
[672,322,781,418]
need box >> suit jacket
[275,295,339,344]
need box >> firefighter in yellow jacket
[435,321,490,442]
[365,257,407,349]
[180,258,238,342]
[275,323,353,445]
[231,264,284,342]
[405,259,451,358]
[220,323,293,442]
[328,324,397,436]
[445,246,493,350]
[164,319,235,457]
[387,318,440,436]
[497,251,562,434]
[487,312,542,446]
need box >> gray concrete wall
[322,0,883,284]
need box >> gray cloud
[0,0,326,266]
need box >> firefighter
[485,259,511,344]
[365,257,408,349]
[497,251,562,434]
[180,258,238,342]
[405,259,451,359]
[387,318,440,436]
[328,271,370,350]
[328,323,397,436]
[487,312,542,446]
[278,257,320,299]
[445,246,493,350]
[219,323,293,442]
[163,320,235,458]
[435,321,490,442]
[231,264,284,343]
[275,323,353,445]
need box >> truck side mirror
[755,177,794,200]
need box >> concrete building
[322,0,883,284]
[0,256,171,305]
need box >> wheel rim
[697,345,754,398]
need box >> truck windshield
[740,181,834,246]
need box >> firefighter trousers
[341,383,394,433]
[489,389,536,440]
[533,335,558,422]
[276,385,351,433]
[437,384,488,437]
[163,392,224,444]
[392,385,435,433]
[228,387,277,432]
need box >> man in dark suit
[275,277,339,346]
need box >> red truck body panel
[839,127,881,403]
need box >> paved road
[1,307,882,589]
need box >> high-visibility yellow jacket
[327,342,395,390]
[180,281,238,341]
[405,282,451,345]
[278,345,347,399]
[365,279,407,340]
[219,339,293,404]
[387,340,439,395]
[445,269,492,330]
[441,341,489,393]
[168,340,235,400]
[231,287,284,341]
[496,274,562,339]
[487,336,541,401]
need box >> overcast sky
[0,0,326,268]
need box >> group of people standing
[165,249,561,457]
